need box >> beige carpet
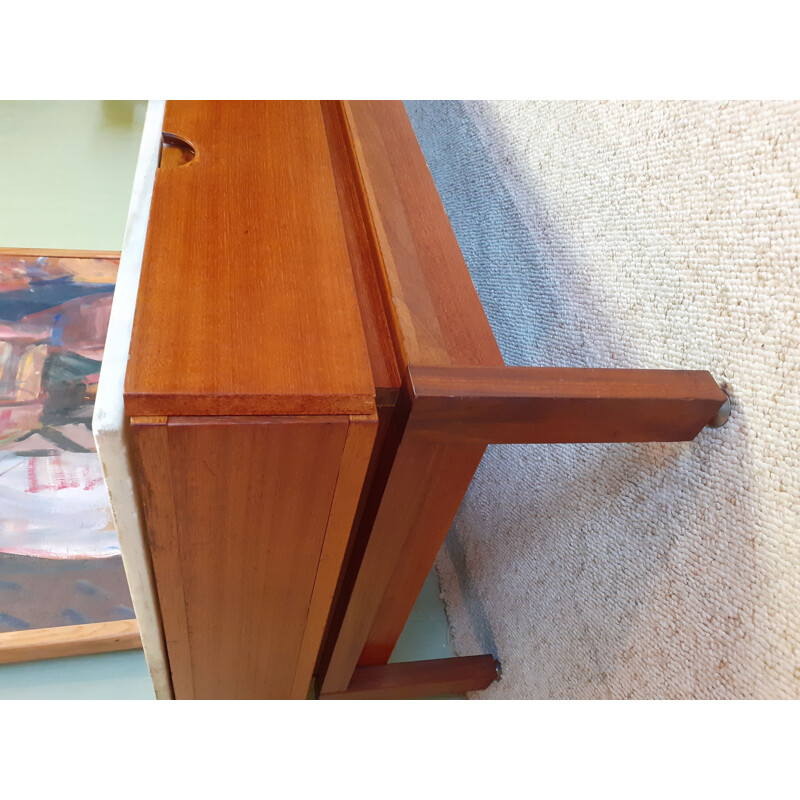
[406,101,800,699]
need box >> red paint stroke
[27,457,40,493]
[26,456,105,493]
[52,455,81,490]
[81,465,105,490]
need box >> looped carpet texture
[406,100,800,699]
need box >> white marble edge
[92,101,172,700]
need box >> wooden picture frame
[0,247,143,665]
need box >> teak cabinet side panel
[131,415,358,699]
[129,417,191,699]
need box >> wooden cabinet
[116,101,726,699]
[124,102,376,699]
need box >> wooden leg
[319,366,726,698]
[321,431,485,693]
[408,365,727,444]
[320,655,499,700]
[359,438,486,667]
[315,403,402,683]
[290,413,377,699]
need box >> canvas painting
[0,254,134,633]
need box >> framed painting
[0,250,140,662]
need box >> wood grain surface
[0,248,121,258]
[314,402,402,685]
[343,101,504,370]
[321,430,486,692]
[408,365,727,443]
[130,414,360,699]
[320,101,401,406]
[290,413,377,699]
[129,416,194,698]
[125,101,374,418]
[0,620,141,664]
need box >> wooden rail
[321,655,499,700]
[408,365,726,444]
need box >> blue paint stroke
[0,282,114,322]
[51,313,64,346]
[75,579,110,599]
[61,608,90,625]
[111,605,136,620]
[0,579,22,592]
[0,613,31,631]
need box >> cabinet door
[130,414,373,699]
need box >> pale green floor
[0,100,457,700]
[0,650,156,700]
[0,569,454,700]
[390,568,454,664]
[0,101,147,250]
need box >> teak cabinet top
[125,101,375,418]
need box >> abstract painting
[0,253,134,634]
